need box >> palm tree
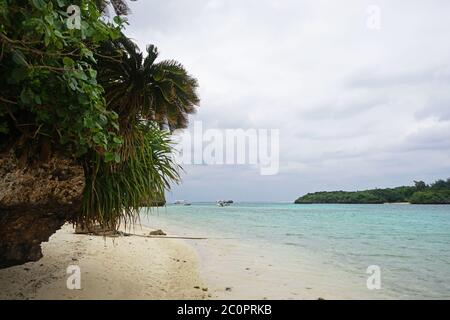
[95,0,136,16]
[79,34,199,230]
[0,0,190,265]
[80,122,180,230]
[97,35,200,132]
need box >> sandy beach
[6,203,440,300]
[0,217,369,300]
[0,224,207,300]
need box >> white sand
[0,224,207,300]
[141,221,377,300]
[0,222,372,300]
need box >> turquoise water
[141,203,450,299]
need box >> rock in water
[0,151,84,268]
[149,229,166,236]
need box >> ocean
[140,203,450,299]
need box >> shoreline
[0,210,395,300]
[0,220,344,300]
[140,216,372,300]
[0,224,207,300]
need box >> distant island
[295,179,450,204]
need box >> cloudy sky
[124,0,450,202]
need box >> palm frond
[80,122,181,230]
[96,35,200,131]
[95,0,136,16]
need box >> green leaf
[87,68,97,78]
[34,95,42,104]
[81,47,95,63]
[83,116,95,128]
[73,70,88,80]
[77,94,89,105]
[63,57,75,67]
[68,78,78,90]
[11,50,28,67]
[110,112,119,120]
[44,14,53,25]
[55,40,63,50]
[0,122,9,134]
[153,68,164,81]
[31,0,46,10]
[113,16,124,25]
[20,88,34,104]
[11,67,28,82]
[113,137,123,144]
[104,152,115,163]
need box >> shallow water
[140,203,450,299]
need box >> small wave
[365,253,411,259]
[254,225,283,229]
[285,233,304,237]
[284,242,305,247]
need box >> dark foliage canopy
[295,179,450,204]
[0,0,199,228]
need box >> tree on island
[294,179,450,205]
[0,0,199,268]
[414,180,427,191]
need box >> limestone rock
[0,151,84,268]
[149,229,166,236]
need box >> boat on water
[217,200,233,207]
[174,200,191,206]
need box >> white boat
[217,200,233,207]
[174,200,191,206]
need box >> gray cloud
[125,0,450,201]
